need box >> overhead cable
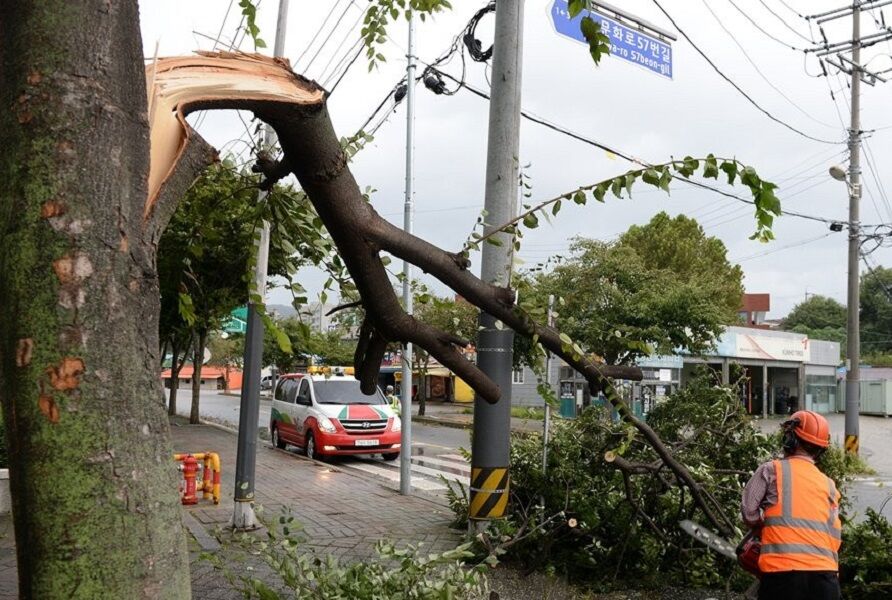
[651,0,842,144]
[701,0,837,129]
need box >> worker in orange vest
[741,410,842,599]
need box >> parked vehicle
[269,372,401,461]
[260,375,274,391]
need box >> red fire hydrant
[182,454,199,505]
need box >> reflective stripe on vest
[759,458,842,573]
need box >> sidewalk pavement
[413,400,545,435]
[0,416,461,599]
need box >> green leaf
[572,191,586,205]
[552,200,562,216]
[568,0,587,18]
[593,183,608,203]
[522,212,539,229]
[720,160,738,185]
[611,177,624,199]
[703,154,719,179]
[641,168,660,186]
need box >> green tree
[782,295,848,353]
[411,295,478,415]
[531,213,743,364]
[783,295,847,330]
[159,162,327,422]
[861,266,892,355]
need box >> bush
[839,509,892,599]
[209,510,492,599]
[448,372,872,593]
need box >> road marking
[345,461,447,491]
[409,454,470,473]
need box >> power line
[328,41,364,92]
[295,0,347,67]
[863,138,892,220]
[778,0,807,20]
[318,6,366,84]
[756,0,814,42]
[651,0,842,144]
[701,0,837,129]
[304,0,358,73]
[725,0,811,50]
[433,70,856,228]
[733,232,834,262]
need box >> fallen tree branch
[147,51,733,537]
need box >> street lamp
[829,164,847,182]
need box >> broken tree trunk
[146,52,732,537]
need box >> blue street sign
[550,0,673,79]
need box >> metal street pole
[400,14,416,496]
[542,294,554,473]
[844,1,862,456]
[470,0,524,530]
[232,0,290,530]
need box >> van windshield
[313,380,385,405]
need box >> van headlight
[318,416,337,433]
[392,416,401,432]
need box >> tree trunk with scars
[0,2,214,597]
[190,329,207,425]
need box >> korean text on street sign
[550,0,673,79]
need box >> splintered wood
[144,52,324,219]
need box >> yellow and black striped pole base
[845,434,860,455]
[469,466,509,520]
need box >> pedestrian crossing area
[344,446,470,494]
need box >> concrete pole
[542,294,554,473]
[400,14,416,496]
[762,364,769,419]
[845,1,862,455]
[470,0,524,528]
[232,0,289,530]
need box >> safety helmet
[783,410,831,448]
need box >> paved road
[174,392,892,514]
[169,391,472,498]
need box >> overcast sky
[139,0,892,319]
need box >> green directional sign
[222,306,248,334]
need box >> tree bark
[190,329,207,425]
[167,339,181,416]
[0,3,211,597]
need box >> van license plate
[355,439,379,447]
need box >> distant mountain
[268,304,297,318]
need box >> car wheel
[271,426,286,449]
[305,431,323,461]
[381,452,399,461]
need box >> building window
[512,368,525,385]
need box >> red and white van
[269,373,401,461]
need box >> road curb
[413,415,472,431]
[413,415,539,436]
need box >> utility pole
[812,0,892,455]
[232,0,289,530]
[844,1,863,456]
[542,294,554,473]
[400,13,416,496]
[470,0,524,529]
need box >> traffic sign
[550,0,673,79]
